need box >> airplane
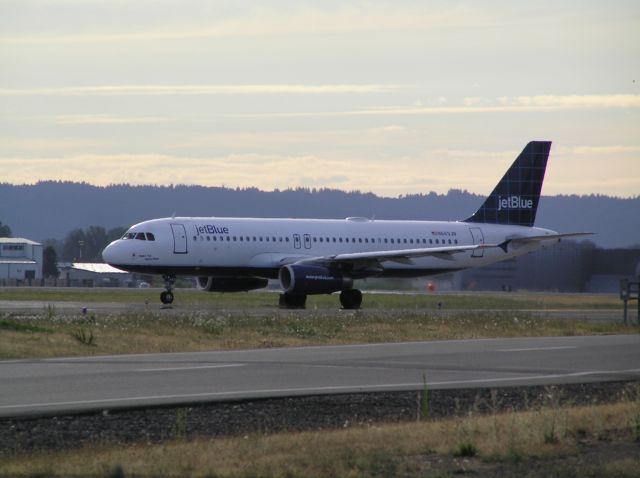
[102,141,591,309]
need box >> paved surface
[1,335,639,418]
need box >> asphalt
[2,335,639,418]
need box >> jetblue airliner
[102,141,590,309]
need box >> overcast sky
[1,0,639,197]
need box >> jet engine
[196,277,269,292]
[279,264,353,295]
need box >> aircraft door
[170,224,188,254]
[304,234,311,249]
[469,227,484,258]
[293,234,301,249]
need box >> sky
[1,0,639,198]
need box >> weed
[418,373,429,421]
[70,328,96,346]
[453,441,477,457]
[173,408,189,440]
[626,384,640,442]
[540,386,566,445]
[44,303,56,319]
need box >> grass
[0,286,624,309]
[2,398,640,477]
[0,307,633,359]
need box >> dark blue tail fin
[463,141,551,227]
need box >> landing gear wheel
[160,290,174,305]
[340,289,362,309]
[160,275,176,306]
[279,293,307,309]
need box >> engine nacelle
[279,264,353,295]
[196,276,268,292]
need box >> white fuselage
[102,216,558,279]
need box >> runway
[2,334,639,418]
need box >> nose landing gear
[160,275,176,305]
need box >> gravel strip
[2,381,638,454]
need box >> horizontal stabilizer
[498,232,593,253]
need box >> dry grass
[0,307,632,359]
[3,398,640,477]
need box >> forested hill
[1,181,638,248]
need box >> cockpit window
[146,233,155,241]
[123,232,136,240]
[135,232,146,240]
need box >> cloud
[51,115,172,125]
[0,84,403,97]
[0,5,483,44]
[567,145,640,155]
[241,95,640,118]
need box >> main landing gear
[279,289,363,310]
[279,293,307,309]
[339,289,362,310]
[160,275,175,305]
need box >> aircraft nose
[101,241,119,265]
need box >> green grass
[0,287,624,309]
[0,318,51,333]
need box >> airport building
[0,237,43,284]
[57,262,133,287]
[457,241,640,293]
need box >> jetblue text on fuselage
[497,195,533,212]
[196,224,230,236]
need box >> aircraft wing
[499,232,593,252]
[292,244,490,268]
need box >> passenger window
[429,239,433,244]
[206,236,210,241]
